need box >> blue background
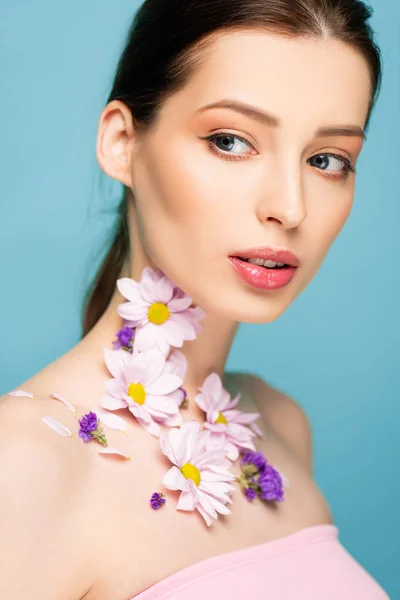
[0,1,398,596]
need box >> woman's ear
[96,99,136,188]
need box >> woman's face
[100,30,371,323]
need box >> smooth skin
[0,29,370,599]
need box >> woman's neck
[24,278,240,421]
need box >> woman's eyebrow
[196,98,367,141]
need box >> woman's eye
[307,153,355,177]
[202,133,255,161]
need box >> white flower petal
[49,393,76,414]
[116,277,141,303]
[163,466,186,491]
[103,347,130,378]
[92,407,128,433]
[100,394,127,411]
[168,295,193,312]
[145,395,180,415]
[98,447,131,459]
[7,389,35,399]
[196,503,214,527]
[145,374,182,396]
[41,416,73,437]
[163,412,183,427]
[176,489,196,511]
[155,276,174,303]
[165,349,188,379]
[197,489,218,521]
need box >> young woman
[0,0,390,598]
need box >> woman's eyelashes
[200,131,356,181]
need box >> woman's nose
[256,167,307,229]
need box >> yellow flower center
[180,462,201,486]
[148,302,170,325]
[127,383,146,405]
[215,412,227,425]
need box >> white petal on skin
[163,466,186,491]
[7,389,35,399]
[49,393,77,414]
[92,407,128,433]
[41,416,73,437]
[98,447,131,459]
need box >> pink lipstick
[228,247,300,291]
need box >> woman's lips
[228,256,298,290]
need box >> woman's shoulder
[0,393,94,598]
[226,371,313,476]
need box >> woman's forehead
[167,30,371,132]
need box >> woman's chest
[83,418,332,600]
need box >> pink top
[131,524,390,599]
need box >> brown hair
[81,0,382,336]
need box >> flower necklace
[9,266,288,527]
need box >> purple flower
[240,450,267,473]
[78,411,107,446]
[113,326,135,351]
[258,465,284,502]
[244,487,257,501]
[150,492,166,510]
[237,449,285,503]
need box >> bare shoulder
[228,372,313,476]
[0,394,94,599]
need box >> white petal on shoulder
[7,389,35,399]
[98,447,131,459]
[41,416,74,437]
[49,393,77,414]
